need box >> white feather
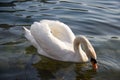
[23,20,97,62]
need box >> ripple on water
[0,0,120,80]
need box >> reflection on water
[0,0,120,80]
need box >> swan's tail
[23,26,32,42]
[23,27,30,38]
[23,27,32,41]
[23,27,38,48]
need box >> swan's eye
[90,58,97,63]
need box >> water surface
[0,0,120,80]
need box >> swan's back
[40,20,75,43]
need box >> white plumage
[24,20,97,63]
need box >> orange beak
[91,62,98,70]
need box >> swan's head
[84,47,98,70]
[90,57,98,70]
[85,45,98,70]
[86,43,98,70]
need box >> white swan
[23,20,98,70]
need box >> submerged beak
[91,62,98,70]
[91,58,98,70]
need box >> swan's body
[24,20,98,69]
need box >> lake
[0,0,120,80]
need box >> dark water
[0,0,120,80]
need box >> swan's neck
[73,36,96,62]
